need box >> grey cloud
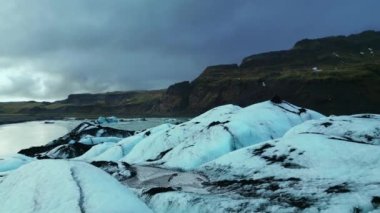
[0,0,379,101]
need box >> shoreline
[0,114,66,126]
[0,114,190,126]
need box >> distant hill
[0,90,165,124]
[1,30,379,122]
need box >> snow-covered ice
[0,154,33,173]
[122,100,323,170]
[76,124,174,162]
[119,113,380,212]
[78,136,123,145]
[2,100,380,212]
[284,114,380,145]
[96,116,119,124]
[18,121,135,159]
[193,114,380,212]
[0,160,152,213]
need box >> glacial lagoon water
[0,118,183,156]
[0,120,80,156]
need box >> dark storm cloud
[0,0,379,101]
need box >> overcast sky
[0,0,379,101]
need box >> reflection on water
[0,121,79,156]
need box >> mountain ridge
[0,30,379,122]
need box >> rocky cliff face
[160,30,380,115]
[158,81,191,114]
